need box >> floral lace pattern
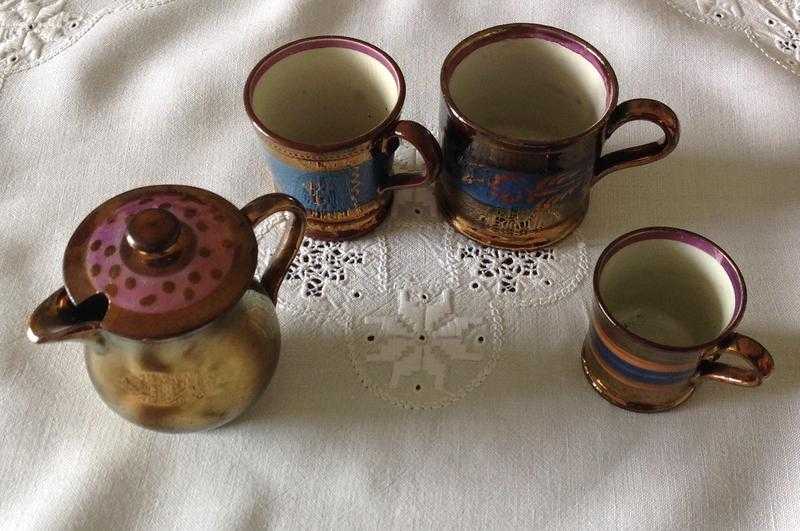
[286,239,365,298]
[254,213,387,323]
[458,244,555,294]
[0,0,178,77]
[665,0,800,76]
[445,225,588,308]
[0,0,85,67]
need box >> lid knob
[126,208,181,254]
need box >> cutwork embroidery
[445,226,588,308]
[458,244,555,294]
[0,0,180,78]
[666,0,800,76]
[286,239,365,298]
[0,0,84,66]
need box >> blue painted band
[265,151,392,213]
[448,159,588,211]
[590,329,696,385]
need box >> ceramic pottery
[245,35,442,240]
[28,185,306,432]
[437,23,680,250]
[583,227,774,412]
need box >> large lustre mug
[437,24,680,250]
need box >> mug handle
[378,120,443,192]
[241,193,307,304]
[592,98,680,185]
[697,333,775,387]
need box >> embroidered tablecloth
[1,0,798,528]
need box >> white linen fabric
[1,0,799,529]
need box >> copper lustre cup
[437,24,680,250]
[245,35,442,241]
[583,227,774,412]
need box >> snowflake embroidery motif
[364,290,485,390]
[286,239,365,298]
[458,243,555,294]
[0,0,83,66]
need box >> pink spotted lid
[63,185,257,340]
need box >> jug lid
[63,185,258,340]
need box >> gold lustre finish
[85,289,280,432]
[28,189,307,432]
[435,179,587,250]
[305,194,393,241]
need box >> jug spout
[28,287,107,344]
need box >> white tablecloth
[1,1,799,529]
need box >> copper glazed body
[28,188,306,432]
[83,289,279,431]
[437,24,680,250]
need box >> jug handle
[241,193,307,304]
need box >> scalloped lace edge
[663,0,800,78]
[0,0,181,93]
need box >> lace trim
[665,0,800,77]
[286,239,367,299]
[0,0,179,77]
[446,231,589,307]
[256,183,588,409]
[255,212,388,320]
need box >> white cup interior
[598,238,736,347]
[251,45,400,146]
[449,37,608,141]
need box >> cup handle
[378,120,443,193]
[241,193,307,304]
[592,98,680,185]
[697,333,775,387]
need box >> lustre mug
[245,35,442,240]
[582,227,774,412]
[437,24,680,250]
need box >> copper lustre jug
[27,185,306,432]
